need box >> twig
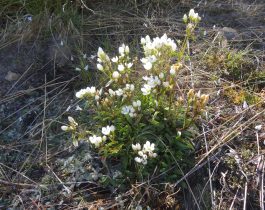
[243,182,248,210]
[202,124,215,207]
[46,165,71,194]
[229,188,239,210]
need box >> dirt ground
[0,0,265,209]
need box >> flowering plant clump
[62,9,208,183]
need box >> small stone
[255,125,262,131]
[5,71,20,81]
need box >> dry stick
[41,74,47,165]
[0,178,38,188]
[80,0,95,14]
[46,165,71,194]
[229,188,239,210]
[202,124,215,208]
[0,76,65,104]
[243,182,248,210]
[186,39,194,89]
[257,131,260,157]
[256,130,264,209]
[260,156,264,210]
[0,163,38,186]
[196,109,264,171]
[198,159,220,206]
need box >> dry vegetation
[0,0,265,209]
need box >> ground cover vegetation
[0,0,265,209]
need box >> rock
[221,27,239,40]
[4,71,21,81]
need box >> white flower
[119,44,127,56]
[108,89,116,97]
[133,141,157,165]
[121,106,130,115]
[133,100,141,109]
[130,84,135,91]
[68,116,78,126]
[76,87,96,98]
[75,67,81,71]
[141,84,152,95]
[76,89,86,98]
[143,62,152,70]
[75,105,82,111]
[84,65,89,71]
[183,14,188,23]
[141,34,177,55]
[143,56,157,63]
[111,56,118,62]
[125,84,135,91]
[187,23,194,30]
[141,37,146,45]
[121,105,135,116]
[189,9,195,17]
[125,45,130,53]
[132,143,141,151]
[170,66,175,75]
[242,101,248,109]
[255,125,262,131]
[143,141,155,153]
[118,64,125,72]
[188,9,200,21]
[135,157,143,163]
[89,135,103,147]
[126,62,133,68]
[143,75,161,88]
[97,47,105,59]
[102,125,115,136]
[159,72,164,79]
[61,125,69,131]
[141,35,151,45]
[115,88,124,96]
[149,152,157,158]
[112,71,120,79]
[95,95,100,101]
[138,150,144,157]
[163,81,169,87]
[97,63,104,71]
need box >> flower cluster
[141,75,161,95]
[132,141,157,165]
[62,10,209,179]
[121,100,141,117]
[108,84,135,98]
[141,34,177,56]
[96,44,133,82]
[183,9,201,24]
[75,86,96,98]
[183,9,201,36]
[61,116,78,131]
[140,34,177,71]
[89,125,115,148]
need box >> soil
[0,0,265,208]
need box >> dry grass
[0,0,265,209]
